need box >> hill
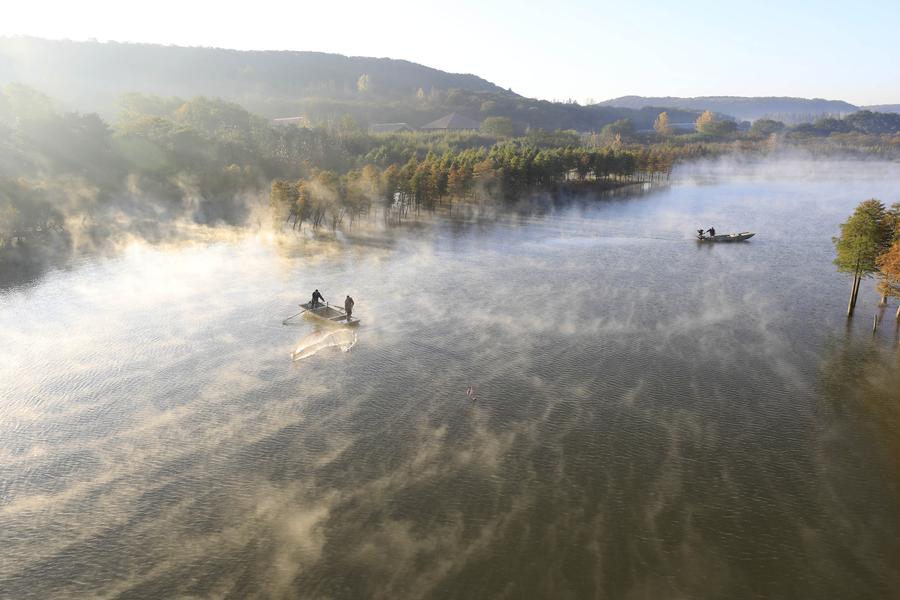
[0,36,511,116]
[0,37,701,132]
[864,104,900,114]
[595,95,860,123]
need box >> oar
[282,309,306,325]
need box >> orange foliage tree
[877,239,900,319]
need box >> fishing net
[291,328,357,361]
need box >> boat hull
[300,302,360,327]
[697,232,755,243]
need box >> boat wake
[291,328,358,361]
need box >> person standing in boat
[706,226,716,237]
[311,289,325,308]
[344,295,355,321]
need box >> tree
[480,116,514,138]
[600,118,634,140]
[876,240,900,320]
[885,202,900,242]
[709,120,738,135]
[480,100,497,114]
[833,199,893,316]
[356,74,370,93]
[696,110,737,136]
[2,83,54,121]
[749,119,785,137]
[270,180,298,228]
[653,112,671,136]
[695,110,715,133]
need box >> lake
[1,160,898,599]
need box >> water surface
[1,161,899,599]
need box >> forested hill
[0,37,702,132]
[595,96,860,123]
[0,36,511,116]
[865,104,900,114]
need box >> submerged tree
[875,202,900,312]
[876,240,900,320]
[833,199,893,317]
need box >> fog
[1,161,899,598]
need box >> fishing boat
[294,301,360,327]
[697,232,755,243]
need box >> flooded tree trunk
[847,275,861,317]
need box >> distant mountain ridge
[0,36,513,117]
[595,96,862,122]
[0,37,706,132]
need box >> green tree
[480,100,498,114]
[749,119,785,137]
[833,199,894,316]
[653,112,671,136]
[2,83,55,121]
[600,118,634,140]
[480,116,515,138]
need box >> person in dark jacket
[344,295,355,321]
[311,289,325,307]
[706,226,716,237]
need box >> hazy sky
[3,0,899,104]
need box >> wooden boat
[296,301,360,327]
[697,232,755,243]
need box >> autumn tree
[696,110,737,136]
[653,112,671,136]
[875,202,900,308]
[833,199,893,316]
[356,74,370,93]
[695,110,715,133]
[876,240,900,319]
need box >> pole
[282,310,305,325]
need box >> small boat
[297,301,360,327]
[697,232,755,243]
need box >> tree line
[270,144,675,230]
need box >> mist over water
[1,161,898,599]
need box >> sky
[3,0,899,105]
